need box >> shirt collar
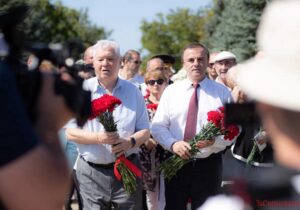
[183,77,209,90]
[91,77,123,93]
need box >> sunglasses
[131,60,141,64]
[147,79,165,86]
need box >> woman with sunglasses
[140,70,169,210]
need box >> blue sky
[59,0,212,55]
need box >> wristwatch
[130,137,136,148]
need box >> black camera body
[0,4,91,126]
[225,102,261,127]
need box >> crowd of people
[1,0,300,210]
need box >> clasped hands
[171,139,215,160]
[96,131,132,157]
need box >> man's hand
[196,139,215,149]
[97,132,119,145]
[171,141,192,160]
[111,137,132,157]
[144,138,157,150]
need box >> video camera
[0,4,91,126]
[225,102,261,127]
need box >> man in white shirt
[151,43,234,210]
[65,40,150,210]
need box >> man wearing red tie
[151,43,235,210]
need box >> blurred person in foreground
[0,62,75,210]
[200,1,300,209]
[225,66,274,180]
[151,43,235,210]
[65,40,150,210]
[0,4,76,209]
[139,70,169,210]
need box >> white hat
[213,51,236,63]
[238,0,300,112]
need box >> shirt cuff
[165,137,178,152]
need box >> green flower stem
[158,122,223,181]
[117,162,137,194]
[247,142,258,164]
[98,110,138,194]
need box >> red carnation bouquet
[158,107,240,181]
[90,94,141,194]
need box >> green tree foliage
[206,0,267,62]
[140,8,206,70]
[203,0,225,45]
[0,0,110,47]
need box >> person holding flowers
[65,40,150,210]
[151,43,237,210]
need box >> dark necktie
[183,83,199,141]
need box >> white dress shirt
[151,77,235,158]
[67,77,149,164]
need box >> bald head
[84,46,94,65]
[146,58,165,72]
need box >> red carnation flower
[147,103,158,111]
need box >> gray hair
[92,40,120,58]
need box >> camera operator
[0,3,91,210]
[0,59,75,209]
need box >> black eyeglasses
[147,79,165,86]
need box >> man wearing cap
[151,43,235,210]
[214,51,237,88]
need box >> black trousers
[164,153,222,210]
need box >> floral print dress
[139,97,170,191]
